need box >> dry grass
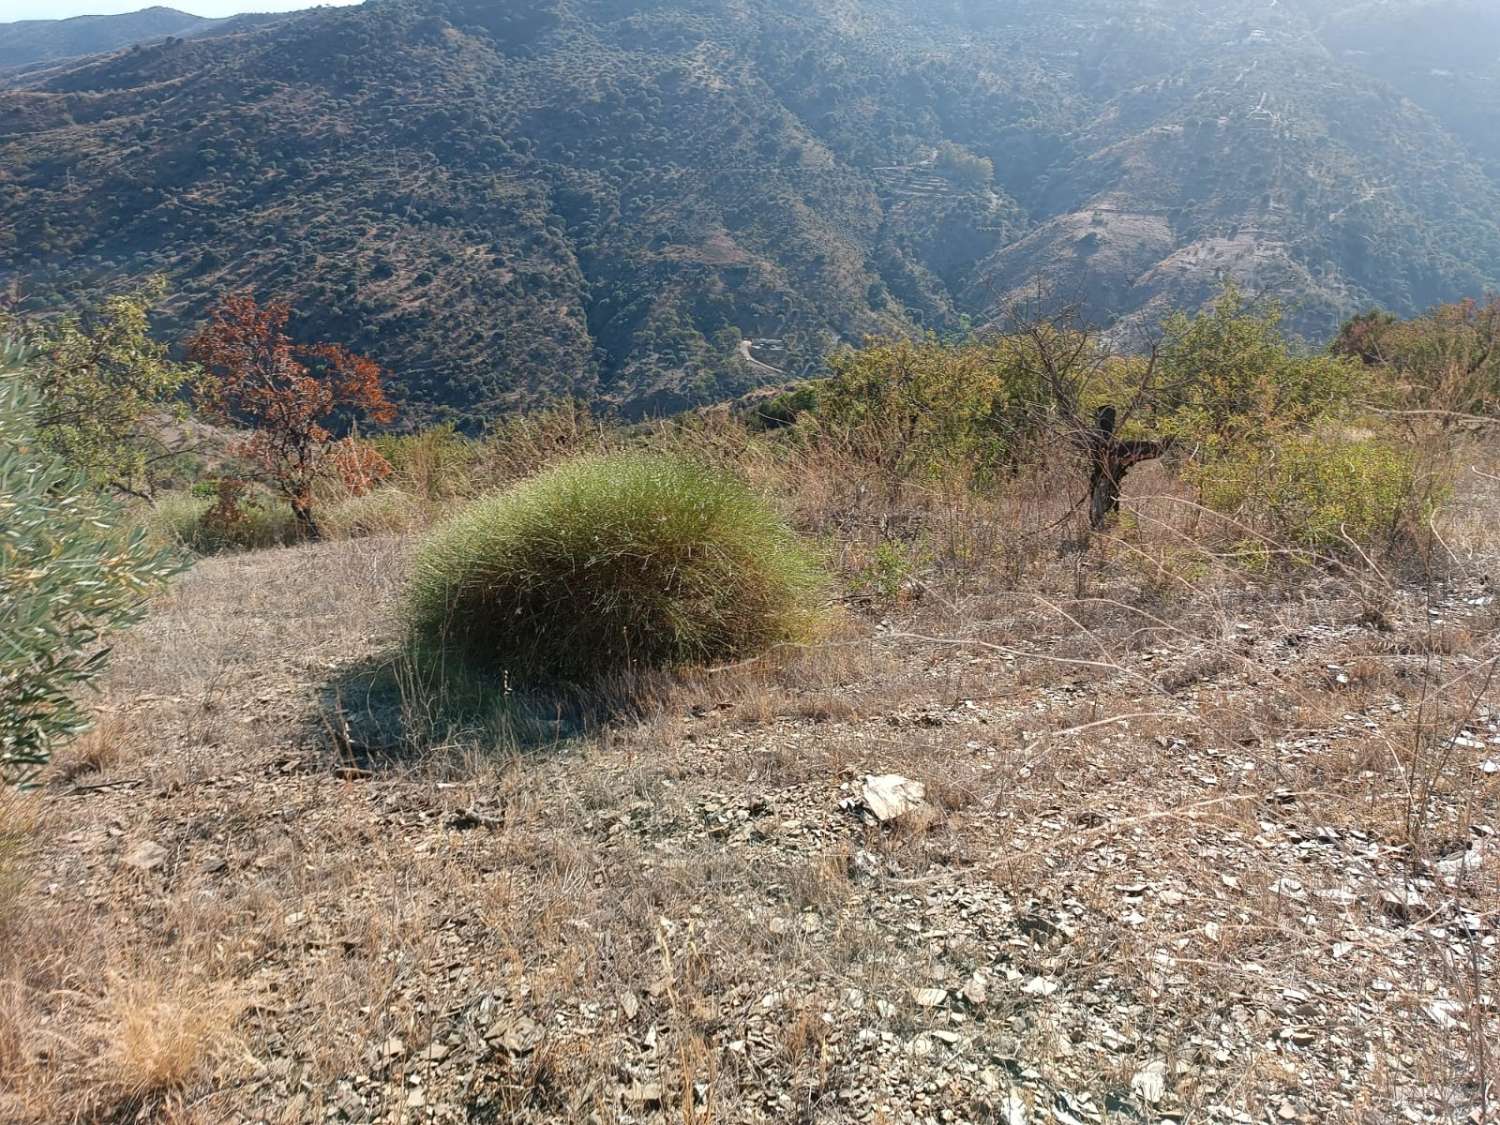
[104,976,242,1104]
[0,790,41,925]
[48,711,134,782]
[3,416,1497,1122]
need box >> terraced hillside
[2,0,1498,419]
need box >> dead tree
[1085,405,1172,529]
[989,291,1171,530]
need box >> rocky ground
[6,529,1499,1124]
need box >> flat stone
[624,1082,662,1107]
[121,841,168,872]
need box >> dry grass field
[2,445,1498,1125]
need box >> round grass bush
[405,452,826,682]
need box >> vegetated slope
[2,0,1498,421]
[0,6,220,71]
[1303,0,1500,180]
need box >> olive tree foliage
[1,277,199,500]
[0,340,185,787]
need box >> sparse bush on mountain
[0,342,184,787]
[405,452,826,684]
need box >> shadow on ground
[312,651,625,774]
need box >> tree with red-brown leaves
[188,293,396,538]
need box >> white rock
[1428,999,1463,1029]
[859,774,931,823]
[962,973,988,1005]
[1132,1060,1167,1104]
[1438,840,1496,882]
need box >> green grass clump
[405,452,826,684]
[143,486,299,554]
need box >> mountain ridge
[0,6,223,71]
[2,0,1498,421]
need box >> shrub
[405,452,827,683]
[371,424,477,500]
[1,343,184,786]
[1333,297,1500,418]
[745,382,821,431]
[144,490,213,547]
[1190,430,1438,557]
[474,399,610,489]
[142,484,299,554]
[1157,286,1360,440]
[815,339,1008,482]
[4,276,198,499]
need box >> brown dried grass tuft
[104,976,243,1103]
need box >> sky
[3,0,360,21]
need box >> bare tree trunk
[1085,405,1171,530]
[292,496,320,542]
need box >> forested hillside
[3,0,1499,420]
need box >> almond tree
[188,294,396,537]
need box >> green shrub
[1,344,184,786]
[405,452,827,683]
[851,540,927,602]
[144,490,213,547]
[816,339,1011,481]
[1191,430,1437,557]
[745,382,821,431]
[1158,286,1360,441]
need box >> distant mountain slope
[1305,0,1500,179]
[0,6,219,70]
[1,0,1498,421]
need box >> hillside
[7,423,1499,1123]
[0,6,221,71]
[3,0,1500,420]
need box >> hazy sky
[3,1,360,21]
